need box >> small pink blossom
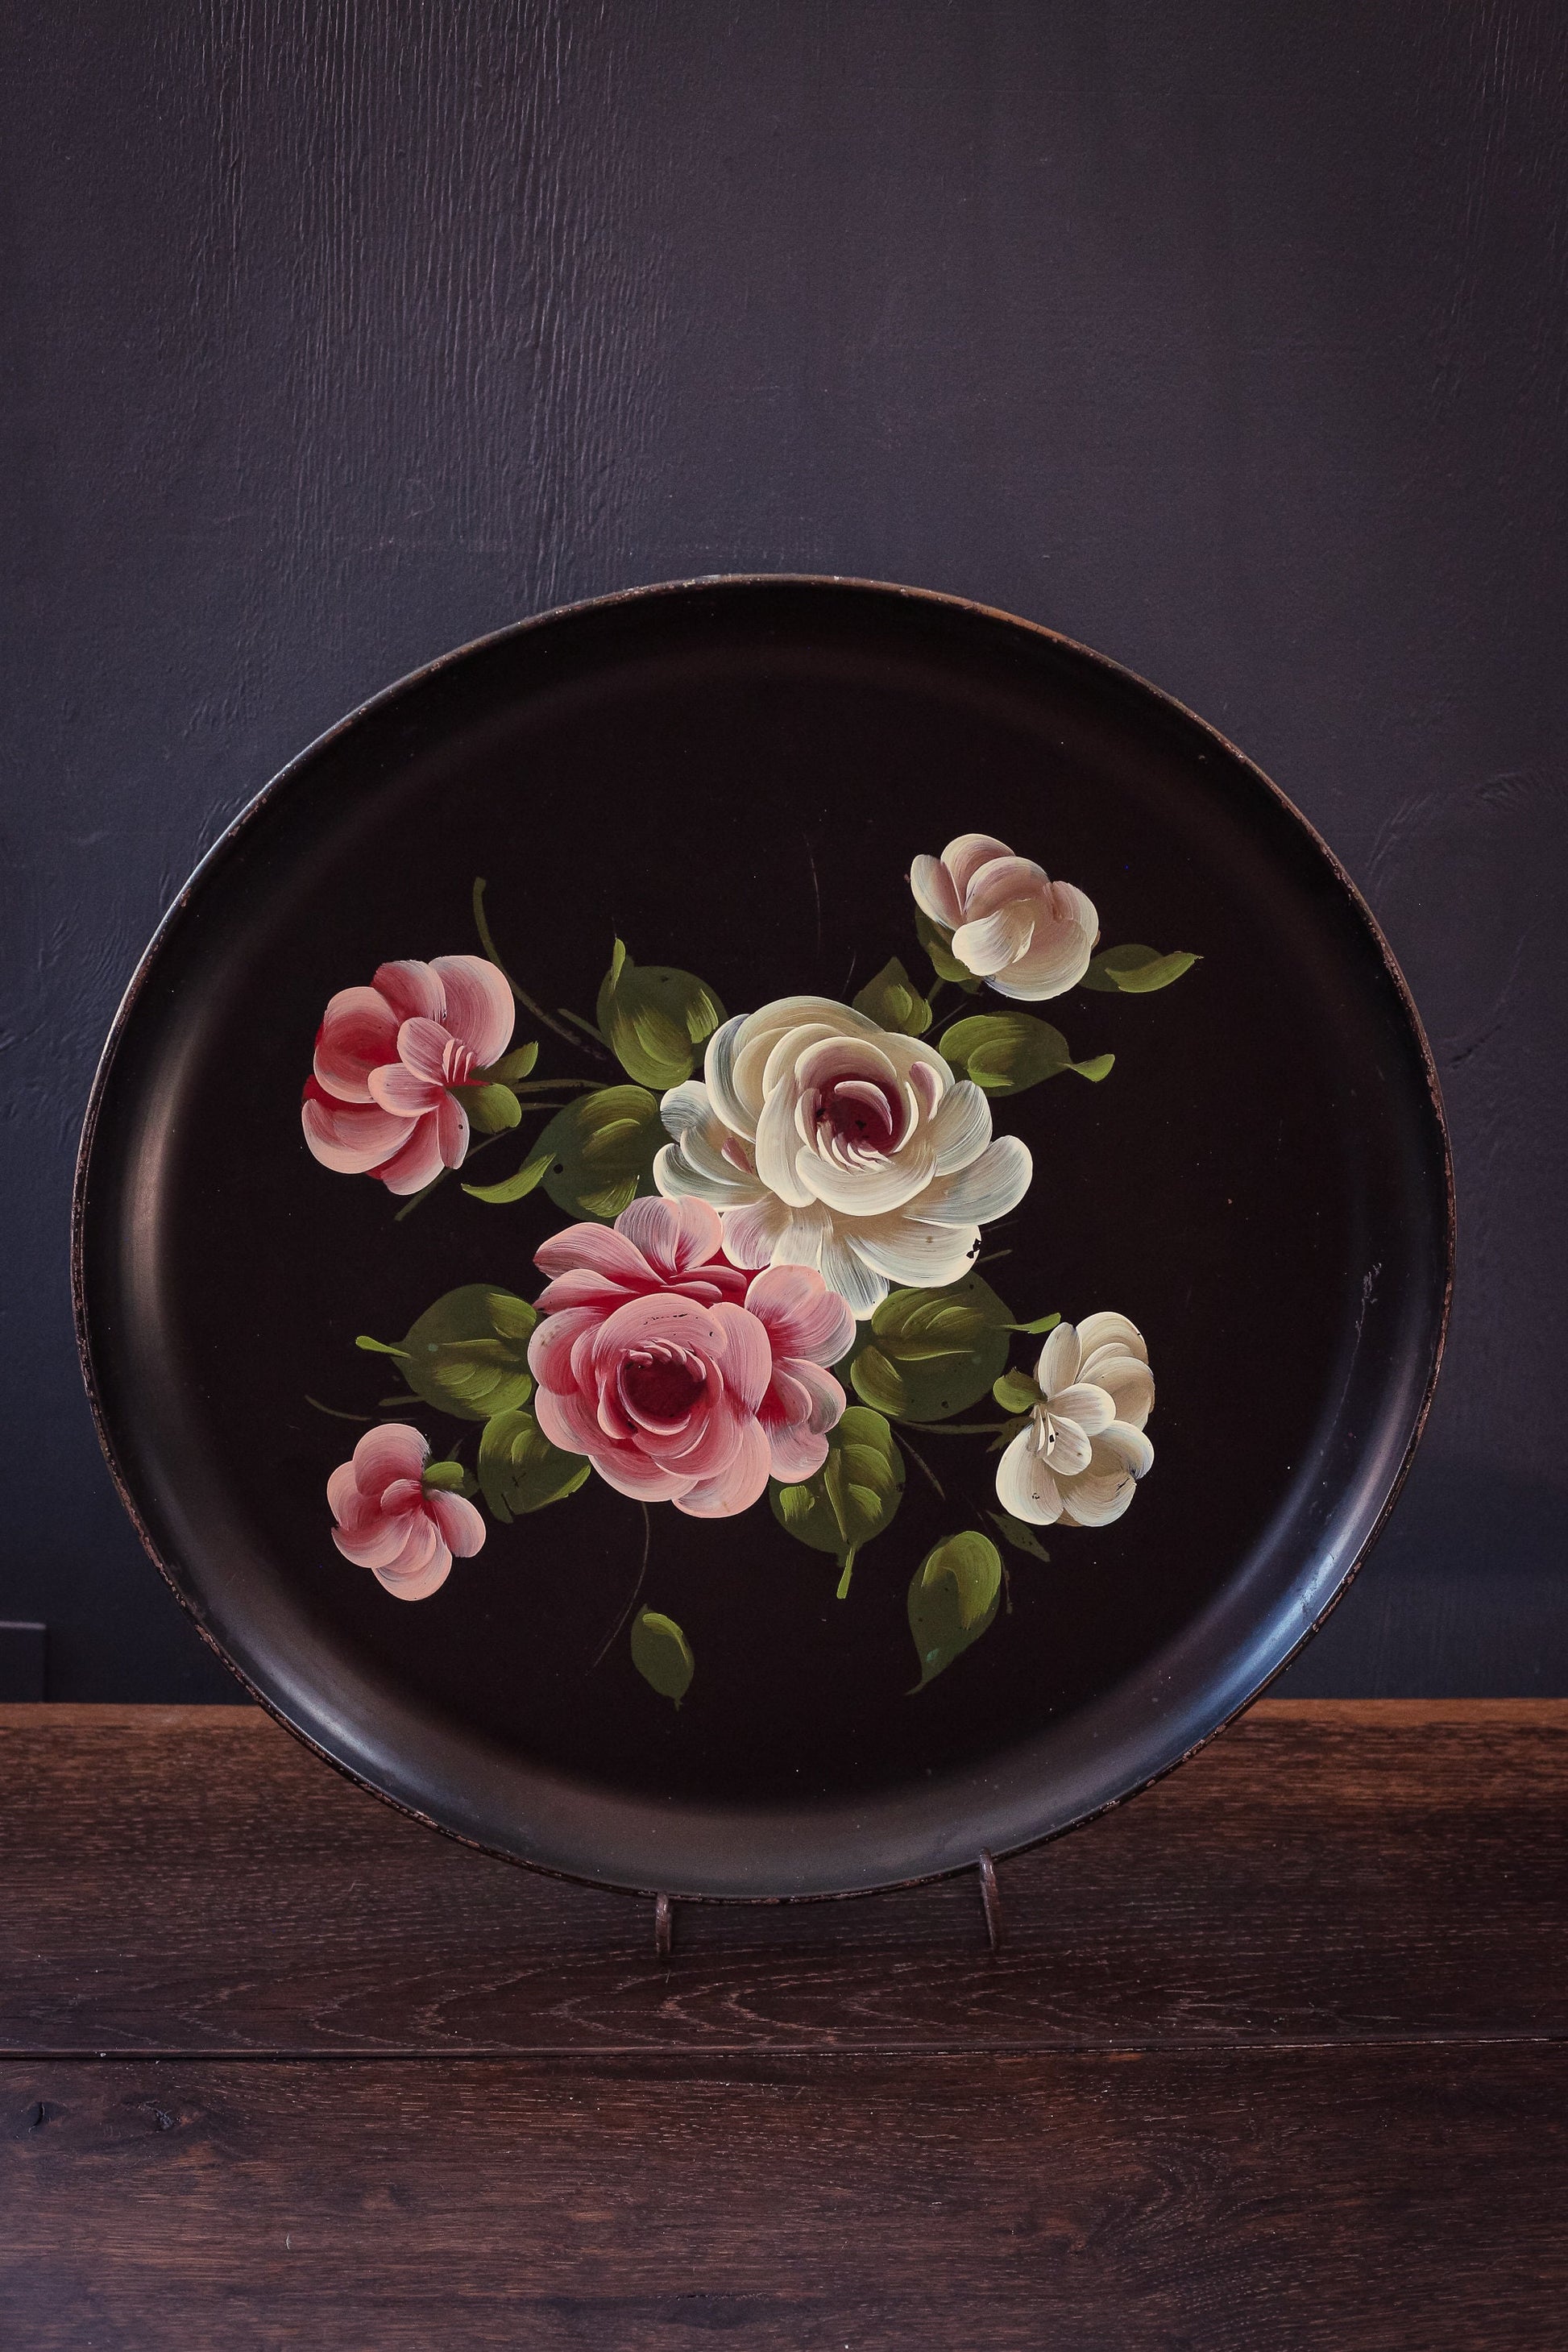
[527,1196,857,1519]
[327,1423,486,1601]
[302,955,515,1195]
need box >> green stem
[305,1396,374,1423]
[836,1550,857,1601]
[472,879,609,1060]
[392,1180,442,1222]
[590,1504,653,1669]
[391,1129,508,1222]
[896,1432,946,1500]
[894,1418,1010,1437]
[556,1006,611,1048]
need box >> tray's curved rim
[71,572,1456,1904]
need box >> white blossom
[997,1313,1154,1526]
[654,996,1032,1318]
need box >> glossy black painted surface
[75,580,1450,1895]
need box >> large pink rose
[301,954,515,1194]
[527,1197,857,1519]
[327,1424,487,1601]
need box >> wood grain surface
[4,1701,1565,2346]
[4,1700,1564,2055]
[6,2049,1566,2351]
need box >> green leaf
[1010,1311,1062,1336]
[940,1011,1113,1093]
[852,956,932,1037]
[769,1407,906,1580]
[1081,944,1200,994]
[487,1293,538,1342]
[914,904,981,989]
[631,1609,694,1707]
[457,1082,522,1134]
[991,1367,1041,1413]
[464,1085,665,1220]
[462,1146,554,1205]
[538,1085,665,1219]
[477,1408,591,1521]
[365,1285,537,1422]
[421,1458,469,1493]
[596,939,725,1091]
[484,1042,539,1083]
[908,1531,1003,1689]
[989,1510,1052,1564]
[849,1271,1014,1424]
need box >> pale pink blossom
[302,955,515,1194]
[327,1423,487,1601]
[911,833,1098,1000]
[527,1196,857,1519]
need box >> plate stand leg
[977,1851,1004,1955]
[653,1890,674,1964]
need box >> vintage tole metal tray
[74,578,1452,1900]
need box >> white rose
[911,832,1098,999]
[997,1313,1154,1526]
[654,996,1032,1317]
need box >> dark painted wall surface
[2,1,1564,1700]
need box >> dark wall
[3,1,1564,1701]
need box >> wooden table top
[4,1699,1565,2347]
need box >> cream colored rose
[911,832,1098,999]
[654,996,1032,1317]
[996,1313,1154,1526]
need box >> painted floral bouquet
[305,835,1194,1700]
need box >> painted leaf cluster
[990,1510,1051,1562]
[465,1085,664,1220]
[442,1039,538,1151]
[913,905,981,989]
[455,1081,524,1134]
[992,1366,1041,1414]
[849,1271,1014,1423]
[358,1285,537,1421]
[632,1610,694,1707]
[597,940,725,1091]
[478,1408,591,1520]
[421,1458,472,1495]
[940,1011,1113,1093]
[310,843,1194,1707]
[485,1041,541,1085]
[1081,944,1198,993]
[907,1531,1003,1687]
[769,1407,905,1585]
[852,956,932,1037]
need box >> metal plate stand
[649,1855,1006,1960]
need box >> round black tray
[74,578,1452,1898]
